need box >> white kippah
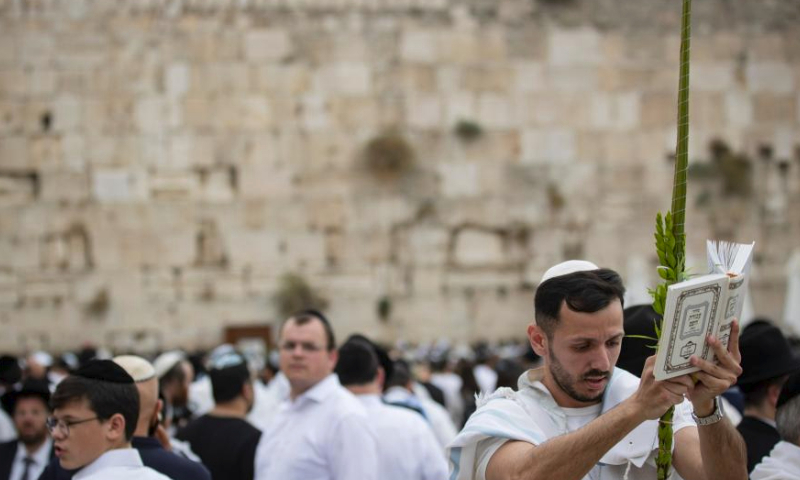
[541,260,599,283]
[113,355,156,383]
[152,350,186,379]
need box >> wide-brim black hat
[738,320,800,387]
[617,304,662,378]
[1,378,51,415]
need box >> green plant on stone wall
[687,139,753,199]
[272,272,329,319]
[454,119,483,142]
[377,295,392,322]
[364,131,415,180]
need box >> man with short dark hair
[751,371,800,479]
[47,360,170,480]
[177,350,261,480]
[448,260,747,480]
[0,380,53,480]
[736,320,800,473]
[336,337,447,480]
[253,310,378,480]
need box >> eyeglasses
[46,416,99,437]
[279,341,325,353]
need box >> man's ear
[528,323,548,357]
[376,367,386,390]
[768,382,784,409]
[151,399,163,427]
[106,413,127,442]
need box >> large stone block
[548,28,601,67]
[40,171,90,202]
[444,92,477,126]
[746,63,794,94]
[252,64,311,95]
[476,93,516,129]
[0,69,27,97]
[0,136,28,169]
[725,91,754,127]
[589,92,640,131]
[438,162,479,198]
[245,29,292,62]
[400,30,438,63]
[640,92,676,128]
[313,63,372,96]
[134,96,167,134]
[753,93,797,124]
[452,229,506,268]
[521,128,577,165]
[406,94,442,129]
[693,63,736,91]
[547,66,598,92]
[298,94,331,131]
[28,69,56,97]
[0,101,23,135]
[165,62,190,97]
[462,66,512,93]
[92,169,148,203]
[52,95,83,133]
[19,33,54,67]
[238,163,296,199]
[691,92,726,127]
[513,62,547,93]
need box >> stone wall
[1,0,799,353]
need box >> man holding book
[447,260,748,480]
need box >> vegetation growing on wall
[272,272,329,319]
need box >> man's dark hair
[534,268,626,338]
[739,375,788,407]
[282,309,336,351]
[335,340,379,386]
[51,375,139,441]
[385,360,412,389]
[208,359,251,404]
[160,362,187,388]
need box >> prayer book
[653,241,755,381]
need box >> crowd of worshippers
[0,263,798,479]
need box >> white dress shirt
[9,438,51,480]
[751,441,800,480]
[357,394,448,480]
[253,374,378,480]
[73,448,172,480]
[385,385,458,450]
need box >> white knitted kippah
[113,355,156,383]
[541,260,599,283]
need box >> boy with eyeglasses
[47,360,170,480]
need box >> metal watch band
[692,396,724,426]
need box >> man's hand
[630,355,695,421]
[688,320,743,416]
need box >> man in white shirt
[751,372,800,479]
[448,260,748,480]
[253,310,378,480]
[0,380,53,480]
[48,360,170,480]
[336,336,448,480]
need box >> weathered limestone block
[134,96,167,134]
[452,229,505,267]
[693,63,736,91]
[252,64,312,95]
[27,69,56,97]
[330,97,379,131]
[547,66,598,92]
[590,92,640,131]
[0,69,27,97]
[513,62,547,93]
[444,92,477,126]
[753,93,797,124]
[165,63,190,97]
[238,95,273,131]
[397,64,437,92]
[597,66,674,93]
[724,90,753,127]
[437,31,480,65]
[462,66,513,93]
[477,93,516,129]
[438,162,478,198]
[406,94,442,129]
[400,30,438,63]
[299,94,331,131]
[52,95,83,133]
[521,128,576,164]
[523,92,591,128]
[548,28,601,67]
[746,63,794,94]
[314,63,372,96]
[148,171,200,200]
[198,168,236,203]
[245,29,293,62]
[19,33,54,67]
[40,171,90,203]
[0,101,23,135]
[238,164,296,199]
[691,92,726,127]
[92,169,148,203]
[640,92,675,128]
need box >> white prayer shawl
[751,441,800,480]
[447,367,695,480]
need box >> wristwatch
[692,396,725,426]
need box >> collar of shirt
[355,393,383,409]
[288,374,341,407]
[131,436,164,451]
[73,448,144,480]
[13,437,52,475]
[519,367,665,468]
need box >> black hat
[739,321,800,387]
[777,372,800,410]
[1,379,51,415]
[74,359,135,384]
[617,304,662,378]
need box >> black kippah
[74,359,135,384]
